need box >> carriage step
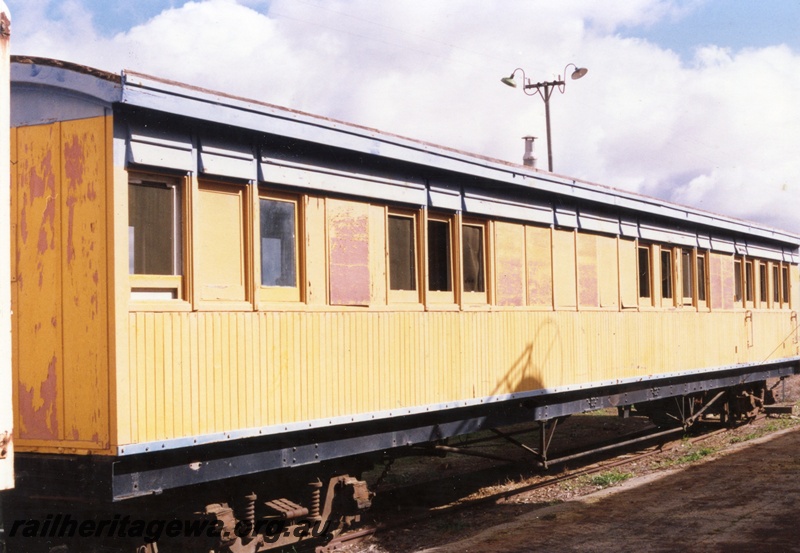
[764,403,796,416]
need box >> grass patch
[588,469,633,488]
[658,445,717,468]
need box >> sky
[5,0,800,235]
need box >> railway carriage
[3,55,800,552]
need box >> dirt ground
[351,376,800,553]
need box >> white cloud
[7,0,800,234]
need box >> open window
[258,191,301,303]
[387,211,420,303]
[128,172,184,301]
[461,221,488,304]
[427,215,455,304]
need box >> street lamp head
[501,69,523,88]
[570,66,588,80]
[501,74,518,88]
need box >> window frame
[696,250,708,308]
[637,244,653,305]
[734,258,743,305]
[256,189,303,304]
[681,248,694,306]
[128,171,187,304]
[386,208,421,304]
[758,261,768,307]
[460,218,489,305]
[425,213,456,305]
[660,247,674,305]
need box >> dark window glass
[759,263,768,303]
[697,256,707,302]
[734,260,743,302]
[260,198,297,287]
[388,215,416,291]
[782,266,789,305]
[638,247,651,299]
[745,261,754,302]
[773,266,780,303]
[129,180,181,275]
[682,249,694,300]
[661,249,672,299]
[462,224,485,293]
[428,220,452,292]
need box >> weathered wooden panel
[553,229,577,308]
[526,225,552,307]
[13,117,110,451]
[328,199,370,305]
[577,233,599,307]
[618,239,638,308]
[494,222,525,306]
[60,118,109,447]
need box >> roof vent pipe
[522,136,537,168]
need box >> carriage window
[772,265,780,304]
[128,173,183,300]
[681,248,694,304]
[744,260,754,303]
[638,246,651,299]
[428,219,452,292]
[259,193,300,303]
[782,266,790,307]
[734,259,743,303]
[388,214,417,292]
[462,223,486,293]
[260,198,297,287]
[759,262,768,304]
[697,254,707,303]
[660,249,672,300]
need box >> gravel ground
[349,376,800,553]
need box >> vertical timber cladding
[11,116,111,452]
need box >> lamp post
[501,63,588,172]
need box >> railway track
[316,416,771,552]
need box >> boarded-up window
[619,239,638,308]
[388,214,417,291]
[328,199,370,306]
[553,229,577,308]
[462,223,485,293]
[494,222,525,306]
[197,182,247,302]
[721,255,735,310]
[526,225,552,308]
[577,233,599,307]
[597,235,618,308]
[428,219,452,292]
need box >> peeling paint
[17,355,59,440]
[328,201,370,306]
